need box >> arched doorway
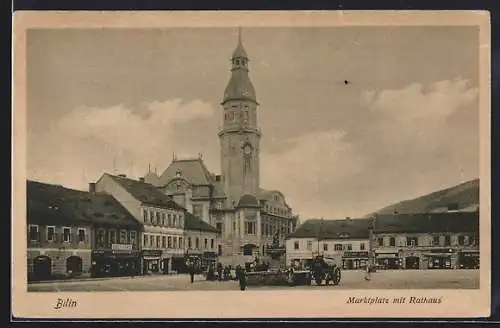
[66,256,83,276]
[33,256,52,281]
[242,244,257,256]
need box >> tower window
[235,59,240,65]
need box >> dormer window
[176,169,182,178]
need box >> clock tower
[218,28,261,205]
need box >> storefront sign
[343,251,369,258]
[112,244,133,251]
[142,249,162,257]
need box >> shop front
[91,244,141,277]
[375,251,401,270]
[342,251,369,270]
[425,249,454,269]
[142,249,163,275]
[458,250,479,269]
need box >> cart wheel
[315,276,323,285]
[332,268,341,286]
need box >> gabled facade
[94,173,186,274]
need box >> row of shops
[90,246,219,277]
[318,250,480,271]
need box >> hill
[368,178,479,216]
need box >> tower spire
[238,26,242,44]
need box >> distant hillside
[368,179,479,216]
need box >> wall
[184,230,220,255]
[95,174,142,220]
[27,222,92,279]
[286,237,369,262]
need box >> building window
[323,243,328,251]
[29,225,39,242]
[108,229,116,244]
[156,212,161,225]
[188,237,192,249]
[216,222,223,234]
[162,212,166,226]
[458,235,465,245]
[245,221,256,235]
[168,236,172,248]
[143,209,148,222]
[162,236,166,248]
[294,241,299,250]
[389,237,396,246]
[63,227,72,243]
[150,235,154,247]
[144,235,149,247]
[360,243,366,250]
[203,238,207,249]
[464,235,470,246]
[433,236,440,246]
[173,237,178,249]
[119,230,127,244]
[179,237,183,248]
[78,228,86,243]
[168,214,172,226]
[211,239,214,249]
[46,226,55,242]
[307,241,313,250]
[347,244,353,251]
[173,215,177,227]
[334,244,343,251]
[195,238,200,249]
[130,231,137,246]
[149,211,154,224]
[377,237,384,246]
[407,236,418,247]
[233,221,236,232]
[179,214,184,227]
[444,235,451,246]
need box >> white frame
[108,228,117,245]
[77,228,86,244]
[62,226,72,243]
[119,229,128,244]
[28,224,39,242]
[46,225,55,242]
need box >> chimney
[139,177,145,182]
[447,203,459,212]
[118,174,126,178]
[89,182,96,193]
[345,216,351,220]
[215,175,221,182]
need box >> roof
[237,194,259,208]
[288,218,370,240]
[107,174,185,210]
[159,158,214,186]
[223,69,257,103]
[144,171,161,187]
[232,39,248,59]
[27,180,140,227]
[374,212,479,234]
[184,212,218,233]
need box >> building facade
[286,218,370,270]
[142,30,299,260]
[27,181,93,281]
[372,211,480,270]
[94,173,186,274]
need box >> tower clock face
[243,144,252,155]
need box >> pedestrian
[238,268,247,291]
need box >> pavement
[27,269,480,292]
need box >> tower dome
[222,28,257,104]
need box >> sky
[26,26,480,219]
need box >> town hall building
[143,30,299,258]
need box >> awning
[376,254,397,259]
[423,253,452,257]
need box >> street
[28,269,479,292]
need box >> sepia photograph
[12,11,491,318]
